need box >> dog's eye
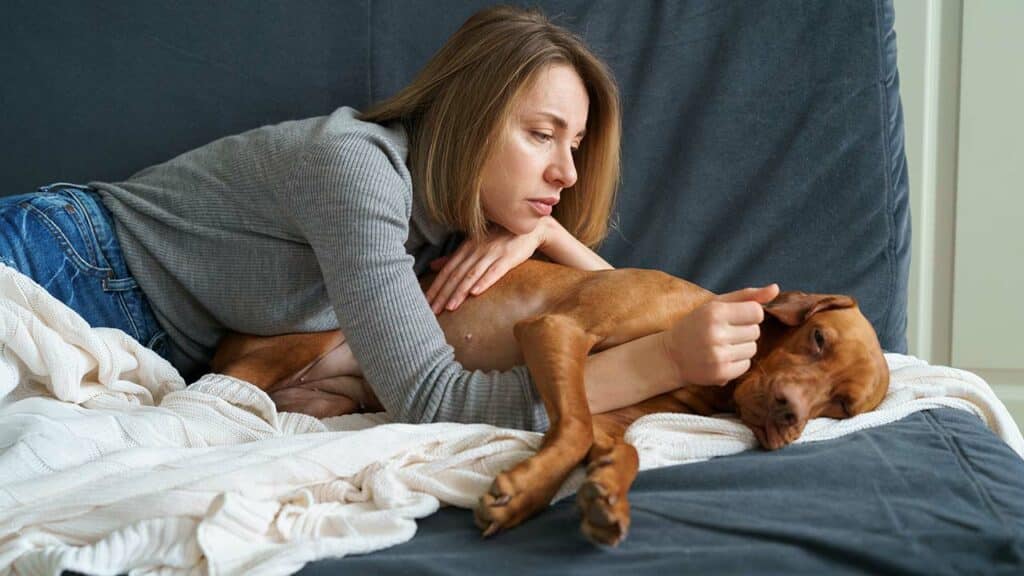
[811,327,826,353]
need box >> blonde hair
[360,5,620,247]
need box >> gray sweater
[92,107,548,431]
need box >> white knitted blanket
[1,264,1021,576]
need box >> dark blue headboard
[1,0,910,352]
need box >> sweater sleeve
[284,132,550,431]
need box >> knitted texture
[91,107,547,430]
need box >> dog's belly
[438,309,527,372]
[433,260,589,371]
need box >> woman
[0,6,775,431]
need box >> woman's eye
[532,131,554,143]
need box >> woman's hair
[360,5,620,247]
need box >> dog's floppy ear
[763,291,857,326]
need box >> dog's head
[731,291,889,450]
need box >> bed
[2,1,1023,574]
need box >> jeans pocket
[20,191,112,278]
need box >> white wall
[894,0,1024,424]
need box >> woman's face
[479,64,589,235]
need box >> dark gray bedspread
[301,408,1024,575]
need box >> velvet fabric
[1,0,910,352]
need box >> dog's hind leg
[577,422,639,546]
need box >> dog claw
[482,522,500,538]
[492,494,511,506]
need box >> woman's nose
[545,146,578,189]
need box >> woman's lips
[527,197,558,216]
[528,199,554,216]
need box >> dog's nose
[771,387,806,427]
[773,396,797,426]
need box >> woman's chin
[497,217,541,236]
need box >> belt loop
[102,276,138,292]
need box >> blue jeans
[0,183,169,358]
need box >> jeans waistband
[37,182,136,291]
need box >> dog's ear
[763,291,857,326]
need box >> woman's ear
[763,291,857,326]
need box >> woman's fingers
[725,340,758,362]
[426,226,546,313]
[429,256,450,271]
[720,359,752,383]
[426,251,460,303]
[702,342,757,385]
[724,301,765,326]
[725,323,760,345]
[433,248,489,312]
[717,284,780,305]
[470,259,511,296]
[445,254,500,310]
[712,285,779,327]
[426,244,473,311]
[664,287,776,388]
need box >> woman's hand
[661,284,780,387]
[426,223,548,314]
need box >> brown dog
[211,259,889,545]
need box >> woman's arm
[279,330,680,418]
[299,279,776,416]
[535,216,613,271]
[286,285,773,418]
[584,331,679,413]
[585,285,778,413]
[290,134,551,431]
[427,216,611,312]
